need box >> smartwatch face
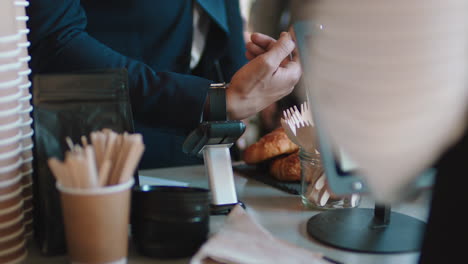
[208,84,227,121]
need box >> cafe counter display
[25,164,432,264]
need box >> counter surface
[27,164,432,264]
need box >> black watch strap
[208,83,228,121]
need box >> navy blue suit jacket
[26,0,247,168]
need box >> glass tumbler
[300,148,360,209]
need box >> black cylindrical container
[131,185,211,258]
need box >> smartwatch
[205,82,228,121]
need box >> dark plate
[233,163,301,195]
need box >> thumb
[261,32,295,69]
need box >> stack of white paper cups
[14,0,34,240]
[0,0,30,263]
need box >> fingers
[245,41,267,60]
[261,32,296,71]
[250,32,277,50]
[246,32,293,62]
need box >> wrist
[226,85,242,120]
[226,84,256,121]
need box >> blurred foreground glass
[300,148,360,209]
[302,0,468,202]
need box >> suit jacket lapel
[196,0,229,34]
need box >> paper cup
[57,179,134,264]
[0,173,23,193]
[0,238,26,264]
[0,88,21,113]
[0,0,19,39]
[17,38,30,50]
[17,56,30,76]
[14,4,28,24]
[18,106,32,126]
[0,43,21,60]
[19,125,32,140]
[19,114,32,129]
[0,108,21,129]
[0,149,22,183]
[0,145,22,168]
[21,195,31,209]
[0,34,21,84]
[0,200,23,223]
[0,81,22,96]
[19,160,31,174]
[0,235,25,253]
[20,148,31,161]
[22,207,32,223]
[17,63,30,78]
[21,197,32,217]
[0,200,24,227]
[20,171,31,187]
[0,236,24,253]
[0,79,21,98]
[0,247,27,264]
[20,173,33,224]
[0,46,20,58]
[14,1,29,36]
[0,165,21,183]
[20,160,32,174]
[0,117,21,142]
[18,80,30,98]
[19,131,30,148]
[0,156,22,176]
[18,93,31,111]
[0,174,22,197]
[0,63,21,85]
[0,132,22,155]
[21,186,31,201]
[0,41,20,58]
[24,220,33,237]
[0,221,24,244]
[0,48,21,74]
[21,137,33,151]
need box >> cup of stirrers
[48,129,145,188]
[47,129,144,263]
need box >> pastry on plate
[243,127,299,165]
[269,151,301,181]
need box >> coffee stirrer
[48,129,145,189]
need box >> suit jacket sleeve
[219,0,248,82]
[26,0,212,135]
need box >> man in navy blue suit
[26,0,301,168]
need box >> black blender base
[210,201,245,215]
[307,208,426,253]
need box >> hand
[226,32,301,120]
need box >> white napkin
[190,205,330,264]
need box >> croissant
[269,151,301,181]
[243,127,299,164]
